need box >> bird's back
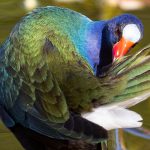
[0,6,102,113]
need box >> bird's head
[108,14,143,60]
[96,14,143,76]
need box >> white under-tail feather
[82,92,150,130]
[82,107,142,130]
[82,106,142,130]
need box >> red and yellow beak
[113,37,135,60]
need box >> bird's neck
[78,21,107,73]
[96,25,113,76]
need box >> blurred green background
[0,0,149,150]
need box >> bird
[0,6,150,145]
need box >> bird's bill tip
[113,37,135,60]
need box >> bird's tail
[26,112,108,143]
[83,44,150,130]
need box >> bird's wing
[83,45,150,130]
[83,44,150,107]
[2,42,70,124]
[107,44,150,106]
[0,37,107,143]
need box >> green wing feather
[3,42,70,124]
[98,44,150,106]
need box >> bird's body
[0,6,105,118]
[0,6,150,144]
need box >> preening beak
[113,37,135,60]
